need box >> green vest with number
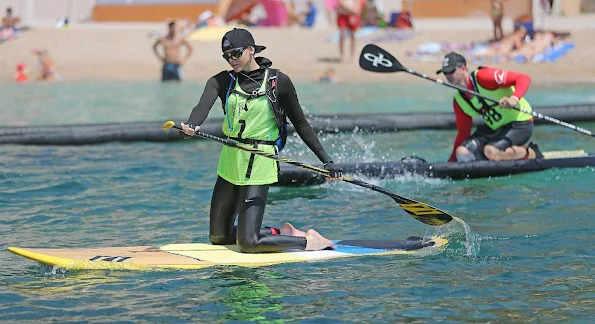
[217,69,280,185]
[454,69,533,130]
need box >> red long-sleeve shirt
[448,67,532,162]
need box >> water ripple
[1,84,595,322]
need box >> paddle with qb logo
[162,121,454,226]
[359,44,595,138]
[360,50,394,70]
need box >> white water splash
[426,216,480,257]
[454,216,480,256]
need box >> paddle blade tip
[358,43,403,73]
[162,121,176,131]
[398,201,454,226]
[412,214,453,227]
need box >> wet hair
[168,21,175,28]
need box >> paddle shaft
[403,68,595,137]
[172,124,453,226]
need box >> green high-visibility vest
[217,69,280,185]
[454,68,533,130]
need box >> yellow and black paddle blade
[342,177,453,226]
[163,121,454,226]
[396,199,453,226]
[162,121,176,131]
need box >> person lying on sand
[474,26,529,60]
[506,31,558,62]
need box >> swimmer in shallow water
[33,48,60,81]
[317,67,339,83]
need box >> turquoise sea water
[2,81,595,126]
[1,81,594,323]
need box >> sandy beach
[2,21,595,85]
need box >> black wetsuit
[186,57,334,253]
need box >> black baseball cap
[435,52,467,74]
[221,28,266,53]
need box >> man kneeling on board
[436,52,543,163]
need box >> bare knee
[483,145,503,161]
[456,146,475,162]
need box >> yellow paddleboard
[8,237,447,271]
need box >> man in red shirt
[436,52,543,163]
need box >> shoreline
[1,26,594,85]
[2,77,595,87]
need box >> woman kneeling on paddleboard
[180,28,342,252]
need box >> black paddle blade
[359,44,404,73]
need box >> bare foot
[305,229,336,251]
[280,223,307,237]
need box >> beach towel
[188,26,233,41]
[326,26,415,43]
[407,40,575,64]
[367,29,417,43]
[514,42,575,63]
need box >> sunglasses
[222,47,247,61]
